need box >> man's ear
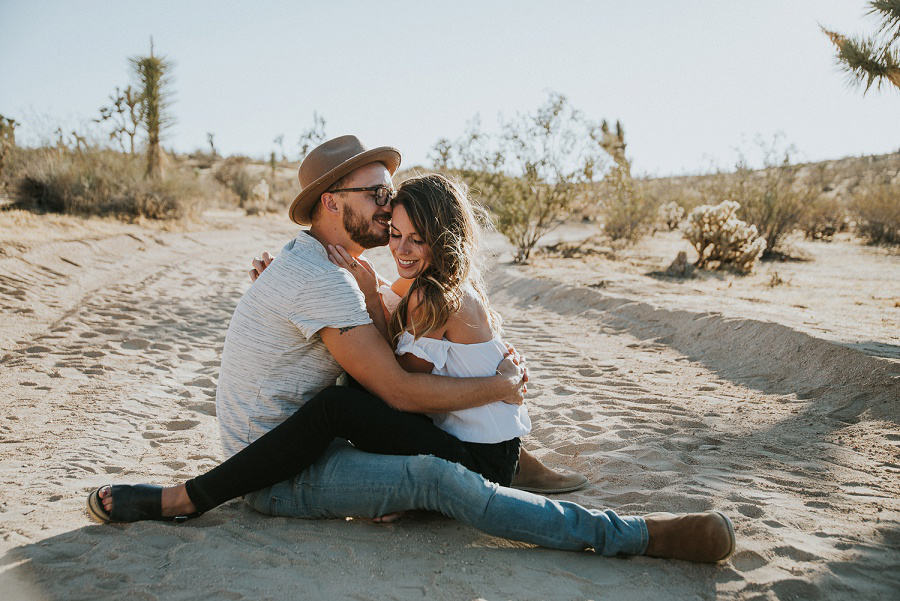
[320,192,340,215]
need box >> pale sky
[1,0,897,176]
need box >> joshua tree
[822,1,900,93]
[0,114,17,187]
[96,86,144,154]
[130,39,174,179]
[207,132,217,158]
[298,112,326,161]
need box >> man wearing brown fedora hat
[102,135,732,562]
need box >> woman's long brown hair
[388,174,501,342]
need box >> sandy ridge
[487,269,900,425]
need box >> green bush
[13,148,201,220]
[852,179,900,244]
[214,156,256,207]
[432,93,609,263]
[600,164,657,242]
[728,152,818,258]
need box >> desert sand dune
[1,212,897,600]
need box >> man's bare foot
[97,484,197,517]
[510,447,589,494]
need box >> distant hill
[640,152,900,209]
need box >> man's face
[336,162,393,249]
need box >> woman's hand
[328,244,378,298]
[496,348,528,405]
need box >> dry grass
[852,179,900,245]
[10,147,204,220]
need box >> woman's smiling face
[389,204,431,279]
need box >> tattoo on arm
[338,325,359,335]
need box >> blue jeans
[245,440,649,557]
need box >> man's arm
[320,323,526,413]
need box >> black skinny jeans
[185,385,521,513]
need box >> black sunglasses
[327,184,396,206]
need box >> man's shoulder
[257,235,343,287]
[255,235,363,307]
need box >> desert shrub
[600,164,657,242]
[13,147,201,220]
[852,179,900,244]
[658,200,686,231]
[728,151,818,258]
[801,195,846,240]
[214,157,256,206]
[431,93,609,263]
[0,115,17,190]
[682,200,766,272]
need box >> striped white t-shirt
[215,231,372,457]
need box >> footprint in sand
[770,579,822,601]
[737,504,764,518]
[577,367,602,377]
[188,377,216,389]
[121,339,152,350]
[164,419,200,431]
[730,549,768,572]
[553,386,577,396]
[567,409,592,421]
[25,346,53,354]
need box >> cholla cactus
[245,178,270,214]
[682,200,767,272]
[250,179,269,204]
[658,201,685,230]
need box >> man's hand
[496,347,528,405]
[249,251,275,282]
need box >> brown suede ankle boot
[643,511,736,562]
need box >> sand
[0,210,897,600]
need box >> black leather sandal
[86,484,201,523]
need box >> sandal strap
[108,484,166,522]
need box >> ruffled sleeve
[378,285,403,315]
[394,331,450,369]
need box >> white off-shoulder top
[394,330,532,444]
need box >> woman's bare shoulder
[391,277,413,297]
[443,287,494,344]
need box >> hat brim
[288,147,402,226]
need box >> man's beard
[343,203,390,249]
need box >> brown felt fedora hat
[288,135,401,225]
